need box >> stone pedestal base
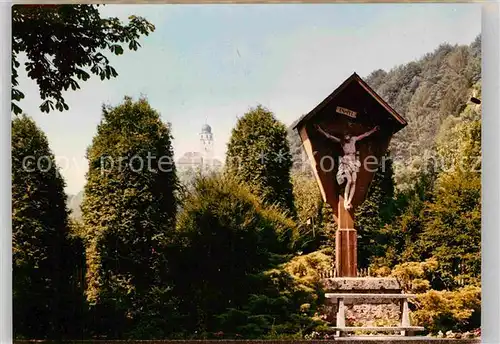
[320,277,403,327]
[322,277,401,293]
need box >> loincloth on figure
[336,155,361,185]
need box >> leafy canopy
[12,5,155,114]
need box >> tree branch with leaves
[12,5,155,114]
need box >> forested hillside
[289,36,481,191]
[67,191,83,220]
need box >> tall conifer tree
[226,105,295,216]
[12,115,83,339]
[81,97,179,337]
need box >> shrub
[413,286,481,334]
[383,260,481,335]
[173,174,300,335]
[391,258,438,293]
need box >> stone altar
[321,277,403,327]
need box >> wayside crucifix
[294,72,407,277]
[315,124,379,210]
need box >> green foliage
[172,174,315,337]
[355,154,396,268]
[436,83,481,166]
[81,96,179,338]
[214,249,330,339]
[417,99,481,288]
[292,172,322,226]
[372,87,480,288]
[390,259,439,293]
[226,105,296,215]
[291,172,335,253]
[373,168,437,268]
[12,115,84,339]
[282,249,333,289]
[413,286,481,334]
[12,5,155,114]
[375,260,481,334]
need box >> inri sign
[336,106,357,119]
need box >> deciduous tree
[12,5,155,114]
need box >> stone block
[322,277,402,293]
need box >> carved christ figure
[315,124,379,210]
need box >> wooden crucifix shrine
[294,72,407,277]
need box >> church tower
[200,123,214,159]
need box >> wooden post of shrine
[336,196,357,277]
[294,72,407,278]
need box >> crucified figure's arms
[354,125,380,142]
[315,124,341,142]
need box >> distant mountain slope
[67,190,83,221]
[288,36,481,190]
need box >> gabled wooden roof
[293,72,407,130]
